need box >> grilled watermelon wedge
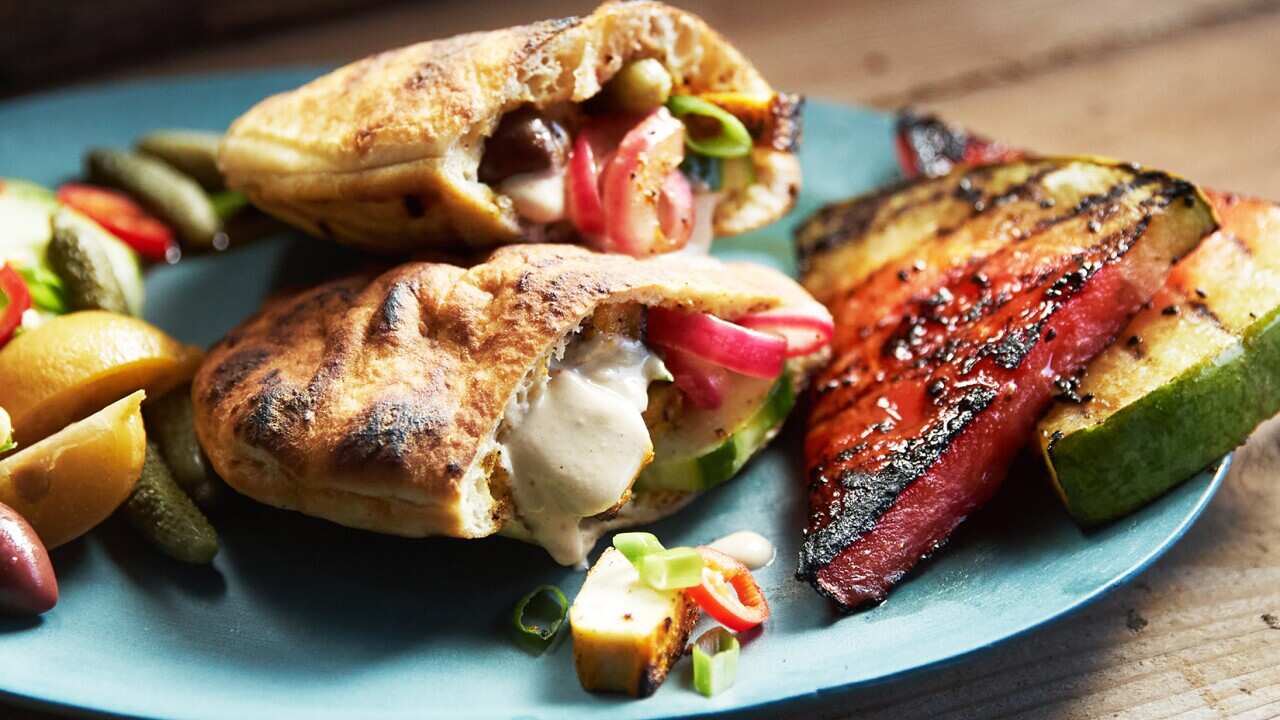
[1039,192,1280,524]
[795,158,1216,611]
[894,109,1025,179]
[896,112,1280,526]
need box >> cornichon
[135,130,225,191]
[87,148,221,248]
[1039,192,1280,525]
[49,206,145,316]
[123,441,218,564]
[47,215,129,314]
[143,387,224,510]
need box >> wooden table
[12,1,1280,717]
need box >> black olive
[477,107,570,185]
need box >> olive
[0,501,57,616]
[477,108,570,185]
[602,59,673,115]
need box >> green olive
[604,59,673,114]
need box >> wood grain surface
[11,1,1280,718]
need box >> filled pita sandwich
[192,245,830,564]
[218,1,802,256]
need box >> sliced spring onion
[638,547,704,591]
[511,584,568,653]
[692,627,740,697]
[666,95,753,159]
[613,532,665,567]
[16,265,68,314]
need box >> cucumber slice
[637,370,794,492]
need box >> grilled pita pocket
[192,244,826,563]
[219,1,802,254]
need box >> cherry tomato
[57,184,176,263]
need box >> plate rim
[0,72,1232,720]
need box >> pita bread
[219,1,801,253]
[192,244,823,544]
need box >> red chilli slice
[57,184,176,263]
[686,547,770,632]
[0,263,32,347]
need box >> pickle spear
[135,130,225,191]
[87,148,221,249]
[123,441,218,564]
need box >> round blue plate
[0,71,1226,719]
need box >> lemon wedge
[0,391,147,548]
[0,311,201,447]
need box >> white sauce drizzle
[708,530,775,570]
[501,333,668,565]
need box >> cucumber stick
[637,371,794,492]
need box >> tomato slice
[56,184,177,263]
[0,263,32,347]
[686,547,770,632]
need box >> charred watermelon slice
[899,112,1280,527]
[794,158,1216,611]
[895,109,1026,180]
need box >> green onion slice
[692,627,740,697]
[666,95,754,159]
[511,584,568,653]
[613,532,665,567]
[639,547,704,591]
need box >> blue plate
[0,71,1226,719]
